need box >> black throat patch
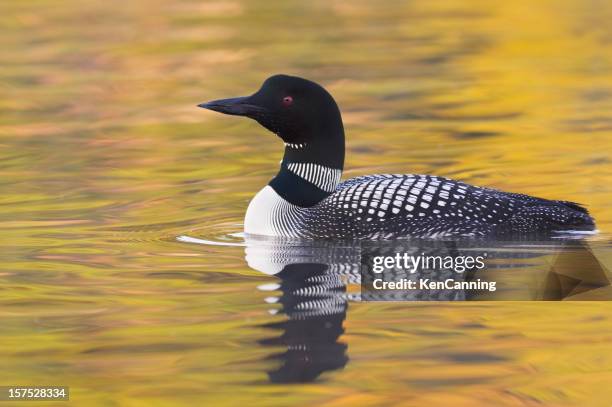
[269,162,332,207]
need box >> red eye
[282,96,293,107]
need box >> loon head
[199,75,345,160]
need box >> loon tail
[556,200,590,215]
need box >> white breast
[244,186,305,237]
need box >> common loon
[199,74,595,239]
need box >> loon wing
[303,174,593,239]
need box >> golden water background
[1,0,612,405]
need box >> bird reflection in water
[257,263,349,383]
[178,233,610,383]
[247,239,359,383]
[242,234,610,383]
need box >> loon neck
[269,134,345,208]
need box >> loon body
[199,75,594,239]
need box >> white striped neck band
[284,142,308,149]
[287,162,342,192]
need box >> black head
[199,75,344,149]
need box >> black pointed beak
[198,96,264,117]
